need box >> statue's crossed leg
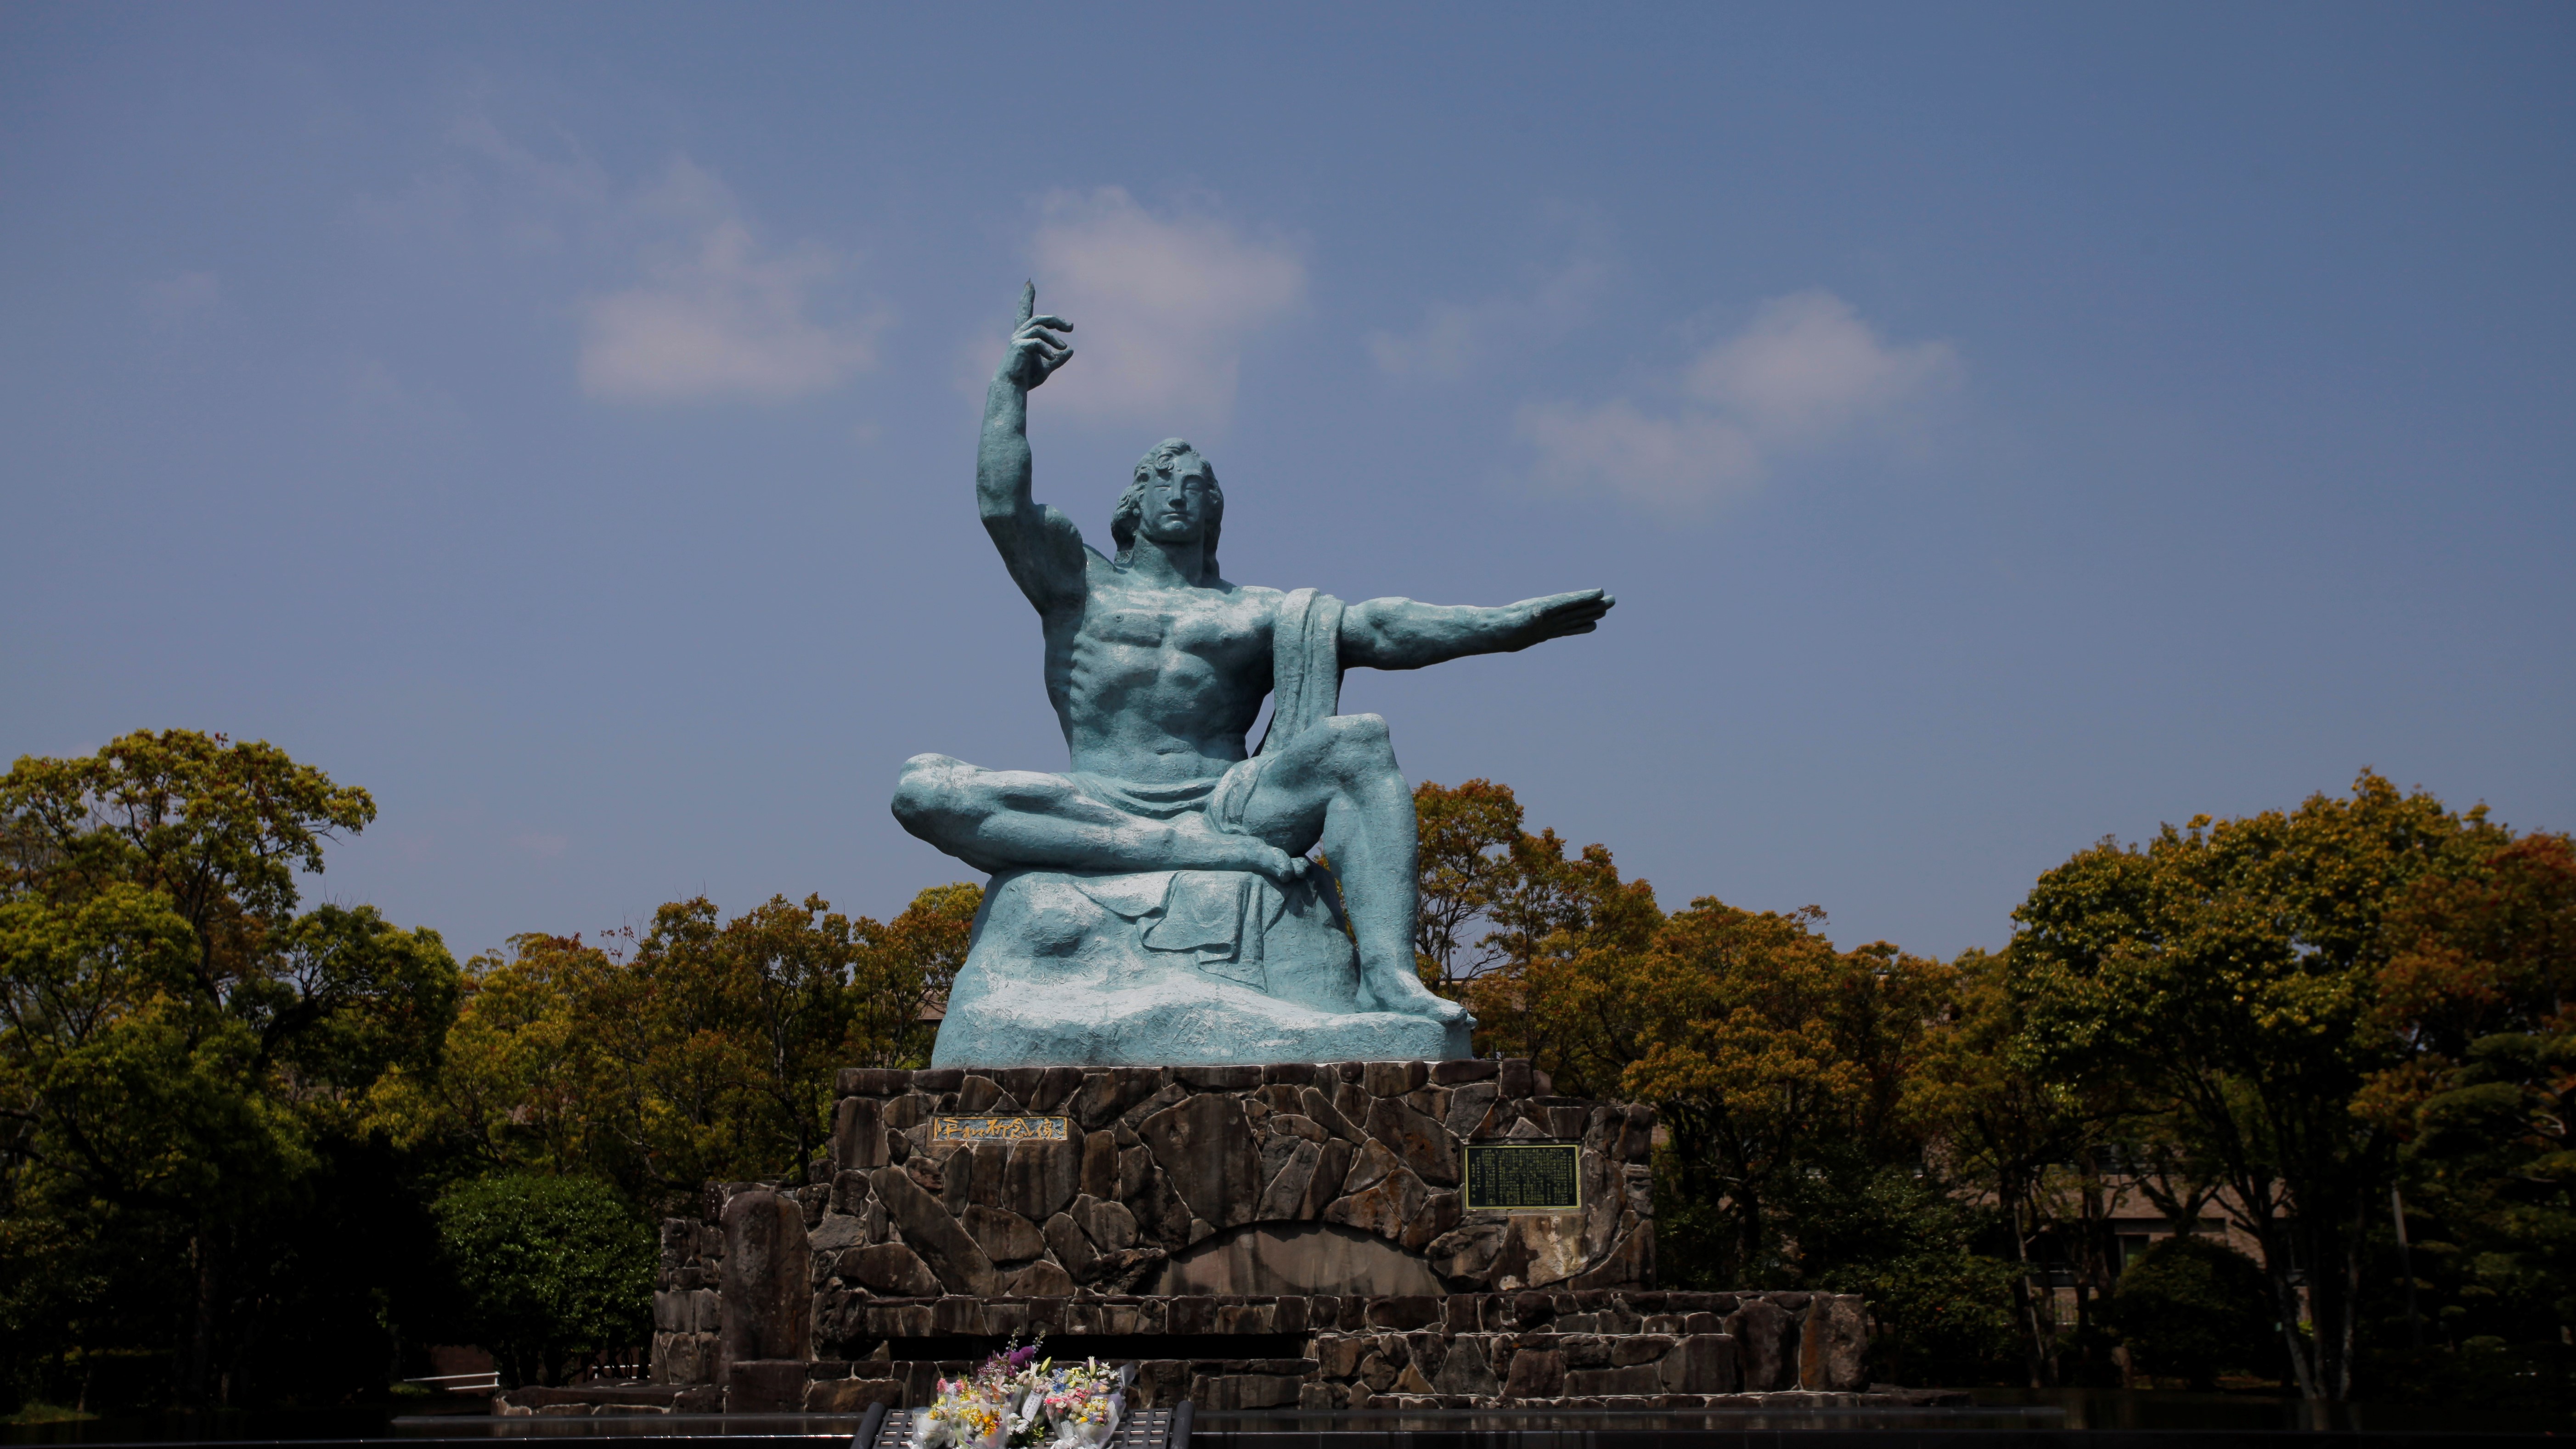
[893,712,1464,1024]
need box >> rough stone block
[1361,1060,1428,1096]
[1663,1333,1737,1394]
[1168,1295,1215,1335]
[809,1211,869,1257]
[1565,1364,1663,1397]
[1029,1066,1086,1112]
[1364,1295,1442,1330]
[1403,1191,1462,1255]
[1297,1086,1368,1145]
[1072,1067,1164,1130]
[1073,1193,1139,1251]
[1216,1300,1275,1333]
[1255,1138,1325,1219]
[719,1190,811,1364]
[868,1166,993,1296]
[836,1243,936,1298]
[1613,1334,1675,1366]
[1043,1212,1098,1280]
[1326,1164,1428,1240]
[1501,1348,1564,1399]
[1442,1081,1499,1139]
[833,1096,885,1173]
[1001,1260,1075,1297]
[724,1359,807,1413]
[1081,1130,1119,1198]
[1433,1337,1498,1396]
[1363,1094,1460,1186]
[839,1068,905,1097]
[1139,1094,1264,1229]
[994,1135,1082,1222]
[1799,1293,1867,1391]
[962,1203,1045,1263]
[1724,1297,1796,1392]
[1569,1217,1654,1291]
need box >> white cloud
[1024,188,1304,430]
[1368,243,1606,380]
[1519,290,1959,512]
[1516,400,1766,509]
[356,114,877,406]
[578,159,879,404]
[1683,291,1960,442]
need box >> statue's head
[1112,438,1223,572]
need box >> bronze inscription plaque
[1463,1142,1582,1211]
[930,1115,1070,1144]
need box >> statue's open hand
[1508,588,1615,648]
[1002,281,1074,389]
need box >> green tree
[430,1174,652,1388]
[0,731,457,1407]
[377,883,980,1215]
[1411,780,1642,1040]
[1792,1157,2022,1387]
[2356,833,2576,1403]
[1909,946,2134,1384]
[2008,770,2509,1400]
[848,881,977,1070]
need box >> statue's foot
[1358,966,1470,1025]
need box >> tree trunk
[184,1228,221,1408]
[2005,1183,2055,1386]
[2258,1216,2323,1400]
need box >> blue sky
[4,3,2570,964]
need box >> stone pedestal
[640,1059,1894,1411]
[821,1060,1652,1302]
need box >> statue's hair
[1111,438,1223,573]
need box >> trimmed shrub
[2107,1235,2279,1389]
[431,1174,651,1387]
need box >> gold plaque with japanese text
[930,1115,1071,1144]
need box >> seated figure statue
[894,285,1613,1066]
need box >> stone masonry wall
[801,1287,1871,1410]
[816,1059,1653,1305]
[643,1060,1891,1412]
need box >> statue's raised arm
[976,282,1087,613]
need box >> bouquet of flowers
[909,1340,1132,1449]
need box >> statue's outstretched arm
[1338,589,1614,671]
[978,282,1086,612]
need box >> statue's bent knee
[891,755,964,832]
[1321,713,1398,772]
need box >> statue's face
[1136,460,1215,544]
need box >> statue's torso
[1043,557,1279,785]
